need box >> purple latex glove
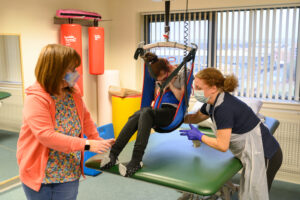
[179,124,204,142]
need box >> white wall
[0,0,111,121]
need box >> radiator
[0,84,23,132]
[274,119,300,184]
[261,102,300,184]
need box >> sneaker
[119,161,143,177]
[100,152,118,170]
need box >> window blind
[144,5,300,101]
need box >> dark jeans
[22,179,79,200]
[111,105,177,162]
[265,145,283,191]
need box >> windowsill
[261,100,300,112]
[189,96,300,112]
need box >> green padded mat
[85,130,242,196]
[0,92,11,100]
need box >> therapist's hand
[89,139,115,154]
[179,124,204,142]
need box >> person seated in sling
[101,52,190,177]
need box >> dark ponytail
[142,52,170,78]
[142,52,158,64]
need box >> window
[0,35,22,84]
[143,6,300,101]
[144,13,210,73]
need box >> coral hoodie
[17,82,101,191]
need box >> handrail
[142,41,195,52]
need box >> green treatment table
[85,128,242,196]
[0,91,11,108]
[0,91,11,100]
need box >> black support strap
[157,48,196,94]
[164,0,170,34]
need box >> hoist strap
[165,0,170,34]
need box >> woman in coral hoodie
[17,44,115,200]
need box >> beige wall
[0,0,111,121]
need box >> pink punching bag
[60,24,84,95]
[88,27,104,75]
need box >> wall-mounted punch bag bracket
[54,9,102,27]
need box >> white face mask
[64,71,80,87]
[194,90,210,103]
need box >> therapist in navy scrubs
[181,68,282,200]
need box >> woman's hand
[89,139,115,154]
[179,124,204,141]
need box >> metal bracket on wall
[54,17,111,27]
[54,16,96,27]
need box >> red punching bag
[88,27,104,75]
[60,24,84,95]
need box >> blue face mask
[64,71,80,87]
[194,90,210,103]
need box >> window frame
[143,5,300,102]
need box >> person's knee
[139,108,155,126]
[141,107,154,118]
[129,109,141,120]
